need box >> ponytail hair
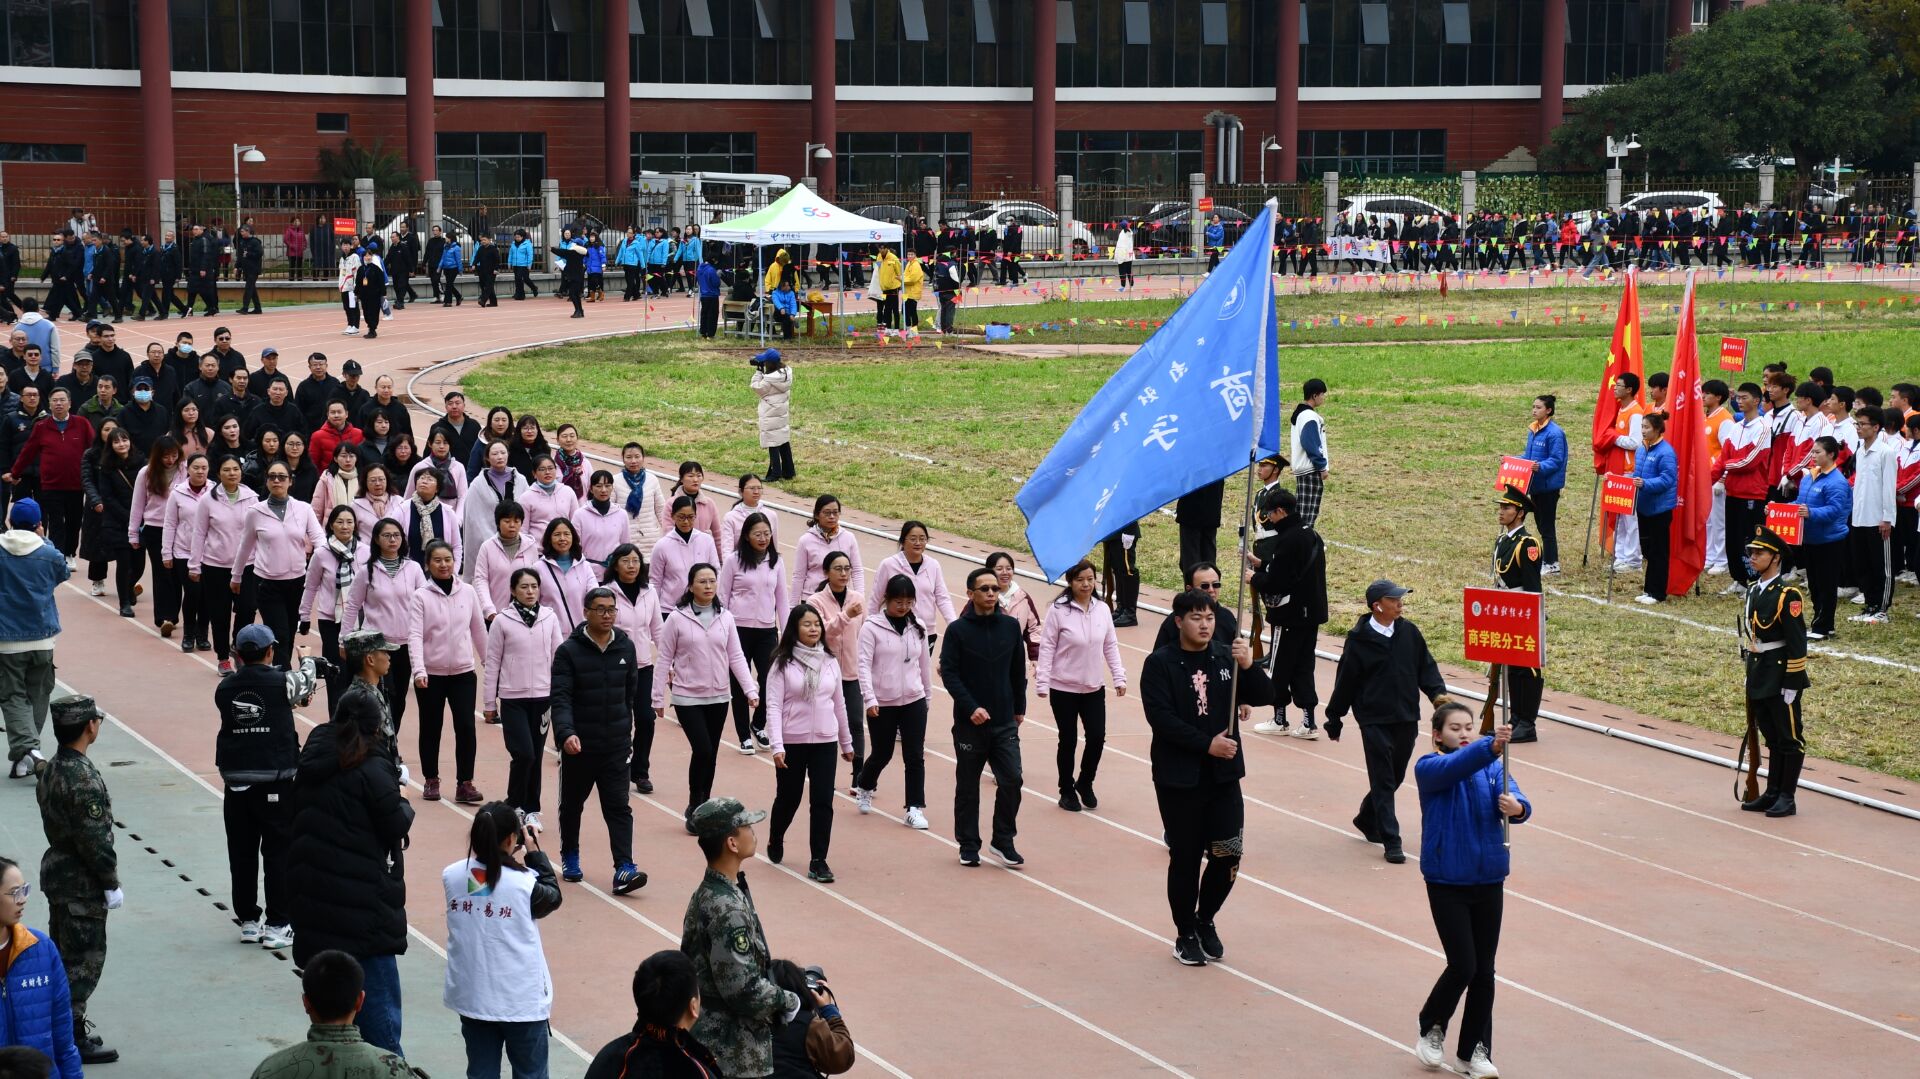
[1429,699,1475,732]
[468,802,524,892]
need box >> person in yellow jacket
[901,256,926,334]
[763,248,791,295]
[875,249,903,330]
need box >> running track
[40,298,1920,1077]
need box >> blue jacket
[682,236,703,264]
[616,237,644,267]
[647,238,672,267]
[697,262,722,299]
[1,924,87,1078]
[438,243,462,271]
[0,529,69,642]
[1522,420,1568,493]
[585,244,607,274]
[1793,467,1852,545]
[508,239,534,268]
[770,286,798,315]
[1633,439,1677,515]
[1205,222,1225,246]
[1416,736,1532,886]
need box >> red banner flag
[1462,587,1545,668]
[1600,473,1638,516]
[1664,270,1711,597]
[1718,336,1747,372]
[1766,502,1804,545]
[1592,267,1646,474]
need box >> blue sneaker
[561,851,583,883]
[612,864,647,895]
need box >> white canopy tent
[703,184,906,341]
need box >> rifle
[1479,664,1503,735]
[1738,697,1762,803]
[1248,603,1267,662]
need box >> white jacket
[1851,436,1897,527]
[753,365,793,448]
[440,858,553,1023]
[1114,230,1135,263]
[613,469,667,557]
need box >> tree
[317,138,420,196]
[1542,72,1734,174]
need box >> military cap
[1497,484,1534,515]
[50,695,101,725]
[1745,526,1789,556]
[690,797,767,839]
[340,629,402,661]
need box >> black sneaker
[1173,932,1208,966]
[1075,781,1099,810]
[633,776,654,794]
[990,841,1025,868]
[1384,846,1407,864]
[1196,921,1225,960]
[1353,814,1385,845]
[807,860,835,883]
[1112,609,1139,628]
[959,849,981,867]
[1058,788,1082,812]
[767,837,784,865]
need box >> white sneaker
[522,811,543,833]
[1897,571,1918,585]
[260,924,294,950]
[1415,1025,1447,1069]
[89,581,105,597]
[1849,593,1866,605]
[8,756,32,779]
[1251,720,1289,734]
[1720,583,1746,596]
[238,919,262,944]
[1290,725,1321,740]
[1807,630,1828,640]
[855,788,873,815]
[341,325,360,335]
[1706,563,1728,576]
[1461,1043,1500,1078]
[64,557,76,573]
[737,738,756,755]
[1837,586,1859,598]
[1859,611,1889,624]
[904,806,929,830]
[1634,593,1659,605]
[1541,562,1561,575]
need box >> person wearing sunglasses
[1151,562,1240,654]
[0,855,86,1075]
[938,567,1028,869]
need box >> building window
[836,132,971,192]
[434,0,598,81]
[1300,0,1541,88]
[173,0,398,76]
[1059,0,1266,88]
[0,143,87,164]
[632,132,756,175]
[1201,3,1228,47]
[634,0,809,85]
[838,0,1028,87]
[973,0,995,43]
[2,0,135,68]
[1122,1,1151,45]
[1056,130,1203,187]
[1055,0,1075,43]
[1566,0,1668,85]
[436,132,546,196]
[317,112,350,133]
[1442,3,1470,44]
[1359,3,1388,44]
[1297,129,1447,176]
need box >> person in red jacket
[4,387,94,560]
[1712,382,1774,593]
[308,398,364,468]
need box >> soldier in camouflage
[36,693,121,1064]
[682,797,801,1079]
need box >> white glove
[103,888,124,910]
[1781,689,1797,706]
[1712,480,1725,494]
[1120,533,1135,551]
[397,763,413,788]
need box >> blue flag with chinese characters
[1016,203,1281,580]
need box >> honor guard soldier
[36,694,121,1064]
[1739,527,1810,818]
[683,797,801,1079]
[1492,485,1544,743]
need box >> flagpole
[1227,200,1279,742]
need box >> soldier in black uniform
[1739,527,1810,818]
[1492,485,1544,743]
[1100,520,1140,627]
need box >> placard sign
[1600,473,1637,516]
[1765,502,1804,545]
[1463,587,1544,668]
[1497,455,1534,493]
[332,218,359,236]
[1195,196,1214,213]
[1719,336,1748,372]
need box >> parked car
[1339,194,1453,234]
[853,204,915,227]
[957,201,1099,257]
[1137,204,1255,254]
[489,209,609,252]
[1572,190,1725,231]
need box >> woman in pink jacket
[653,563,757,830]
[517,455,579,544]
[867,520,957,650]
[655,461,724,550]
[351,463,399,542]
[988,550,1042,666]
[188,455,258,672]
[408,539,489,803]
[603,543,660,794]
[1035,559,1128,812]
[233,460,324,671]
[651,494,720,614]
[535,517,598,634]
[790,493,864,596]
[128,436,184,638]
[855,574,933,826]
[484,567,567,829]
[298,504,360,711]
[344,518,426,732]
[807,550,868,776]
[573,470,628,566]
[718,511,787,755]
[472,499,539,622]
[720,472,780,553]
[764,603,852,883]
[310,438,365,526]
[161,452,211,654]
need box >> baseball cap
[689,797,767,839]
[341,359,362,376]
[234,623,276,659]
[7,498,42,530]
[261,346,279,358]
[1365,579,1411,605]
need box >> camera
[803,964,827,992]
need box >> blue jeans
[461,1016,550,1079]
[356,953,405,1059]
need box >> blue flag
[1016,204,1282,580]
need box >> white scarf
[791,641,830,700]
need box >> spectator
[1,500,66,778]
[247,949,416,1079]
[1519,394,1568,572]
[1290,378,1331,529]
[768,960,854,1079]
[441,802,563,1079]
[282,215,307,279]
[0,855,85,1077]
[583,950,718,1079]
[751,350,794,482]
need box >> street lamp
[1259,136,1283,185]
[233,143,266,227]
[803,143,833,186]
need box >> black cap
[1745,526,1789,556]
[1497,484,1534,515]
[1365,579,1410,605]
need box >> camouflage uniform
[682,799,799,1079]
[37,717,118,1032]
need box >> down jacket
[752,364,792,448]
[0,923,85,1078]
[551,624,640,757]
[288,721,414,965]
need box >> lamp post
[232,143,266,227]
[803,143,834,187]
[1259,136,1283,185]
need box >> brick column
[1275,0,1300,182]
[1667,0,1692,59]
[811,0,837,200]
[406,0,436,181]
[1033,0,1058,188]
[1538,0,1566,153]
[138,0,174,234]
[604,0,631,193]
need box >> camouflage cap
[689,797,766,840]
[340,629,402,661]
[50,694,101,725]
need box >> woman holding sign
[1792,436,1852,639]
[1631,413,1678,605]
[1519,395,1567,573]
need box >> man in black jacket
[938,568,1028,868]
[43,231,86,321]
[214,624,320,950]
[182,351,232,419]
[1247,489,1328,739]
[184,224,221,314]
[1141,588,1273,965]
[473,234,501,307]
[82,232,122,322]
[244,376,305,446]
[423,226,446,302]
[234,225,264,314]
[551,229,587,318]
[153,230,188,319]
[0,229,20,322]
[552,587,646,896]
[1324,579,1449,864]
[1152,562,1239,652]
[357,375,414,440]
[293,352,344,425]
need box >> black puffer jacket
[551,624,639,756]
[288,721,413,964]
[1324,615,1447,728]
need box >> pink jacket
[344,555,427,638]
[410,453,469,507]
[718,552,789,631]
[188,483,258,573]
[1036,596,1127,695]
[867,551,958,633]
[407,578,488,676]
[805,586,865,680]
[573,503,628,566]
[484,604,566,710]
[653,605,755,710]
[720,500,780,553]
[764,658,851,753]
[650,527,719,608]
[309,467,361,526]
[534,556,599,633]
[351,493,399,542]
[471,534,540,618]
[656,490,724,550]
[858,615,931,710]
[234,498,323,582]
[516,483,578,546]
[790,525,865,596]
[127,466,173,543]
[299,539,360,623]
[161,479,209,562]
[611,583,661,666]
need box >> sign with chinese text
[1765,502,1803,545]
[332,218,359,236]
[1463,587,1544,668]
[1718,336,1748,372]
[1497,455,1534,493]
[1600,473,1637,516]
[1196,196,1214,213]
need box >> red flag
[1664,270,1711,596]
[1592,268,1645,474]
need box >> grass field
[463,298,1920,780]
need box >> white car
[1573,191,1725,231]
[960,201,1099,257]
[1338,194,1453,235]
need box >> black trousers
[559,746,633,868]
[1849,525,1893,613]
[1897,505,1919,577]
[191,270,220,313]
[678,701,730,813]
[1802,538,1844,634]
[317,619,348,715]
[1101,534,1140,613]
[173,559,205,644]
[139,528,176,625]
[1356,721,1418,847]
[1049,689,1106,793]
[224,781,294,925]
[1117,261,1134,288]
[1420,882,1504,1060]
[699,296,719,337]
[416,670,478,782]
[394,270,418,304]
[440,268,462,304]
[357,289,381,335]
[842,679,865,773]
[623,266,641,299]
[241,270,262,313]
[1638,509,1672,599]
[903,299,918,331]
[44,279,84,320]
[770,740,838,862]
[287,255,304,279]
[342,292,360,328]
[952,722,1021,853]
[255,575,304,668]
[877,290,899,328]
[730,625,777,741]
[380,644,413,737]
[766,443,794,482]
[937,295,956,333]
[1155,779,1244,936]
[512,266,536,299]
[1270,621,1320,717]
[477,270,497,306]
[40,489,82,557]
[111,549,141,608]
[500,697,550,813]
[628,666,656,785]
[1531,487,1561,565]
[1725,497,1764,585]
[858,698,928,808]
[200,564,240,660]
[563,273,584,315]
[1178,524,1217,577]
[1505,665,1543,735]
[157,279,188,316]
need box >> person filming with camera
[768,959,854,1078]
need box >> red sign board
[1600,472,1637,516]
[1765,501,1803,545]
[1496,455,1534,493]
[1195,196,1214,213]
[1463,587,1545,668]
[1719,336,1748,372]
[331,218,359,237]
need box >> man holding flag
[1592,269,1646,572]
[1660,270,1713,600]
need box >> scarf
[557,449,584,483]
[487,467,515,498]
[327,536,358,612]
[327,470,356,513]
[510,598,541,629]
[535,479,557,496]
[412,497,439,545]
[791,641,829,699]
[266,495,289,521]
[623,468,647,517]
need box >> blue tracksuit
[616,237,644,267]
[1793,467,1852,545]
[1521,421,1568,493]
[1416,736,1532,885]
[585,243,606,275]
[1633,439,1677,515]
[508,239,533,268]
[681,236,703,264]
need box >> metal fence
[3,193,154,271]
